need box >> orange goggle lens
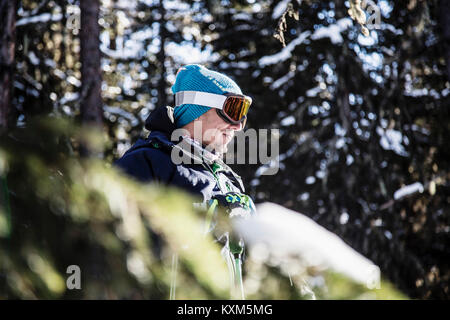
[222,96,252,123]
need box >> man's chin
[214,145,227,155]
[208,143,228,155]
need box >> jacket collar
[145,105,176,135]
[143,106,245,192]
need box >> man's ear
[166,106,175,124]
[175,66,186,77]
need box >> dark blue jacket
[114,106,246,204]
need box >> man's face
[186,108,243,154]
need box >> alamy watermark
[66,264,81,290]
[66,6,80,34]
[361,0,381,29]
[169,121,280,176]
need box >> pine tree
[80,0,103,127]
[438,0,450,81]
[0,0,17,132]
[3,0,448,299]
[200,0,449,299]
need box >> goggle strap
[175,91,227,110]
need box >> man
[115,64,255,298]
[115,64,255,215]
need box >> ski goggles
[174,91,252,126]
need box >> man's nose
[228,121,243,131]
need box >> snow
[258,31,311,67]
[59,92,79,105]
[44,58,57,68]
[358,51,383,71]
[376,127,409,157]
[254,166,266,177]
[379,23,403,35]
[219,61,250,69]
[67,76,81,87]
[346,154,354,165]
[373,218,382,227]
[393,182,424,200]
[14,81,25,91]
[271,71,295,90]
[52,69,66,80]
[310,18,353,44]
[104,106,139,126]
[272,0,290,19]
[408,124,430,136]
[336,138,345,149]
[232,13,252,21]
[61,106,71,116]
[280,115,296,126]
[340,212,349,224]
[306,86,322,97]
[404,88,428,97]
[129,28,154,42]
[165,41,215,64]
[235,203,381,287]
[162,0,190,11]
[297,192,310,201]
[254,158,280,177]
[16,13,63,27]
[234,25,253,32]
[305,176,316,184]
[378,0,393,18]
[316,170,326,179]
[100,33,144,60]
[358,32,377,46]
[334,123,347,136]
[28,51,40,65]
[404,88,444,99]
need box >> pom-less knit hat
[171,64,243,128]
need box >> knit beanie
[171,64,243,128]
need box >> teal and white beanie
[171,64,243,128]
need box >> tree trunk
[157,0,167,107]
[0,0,17,133]
[80,0,103,127]
[58,0,67,66]
[439,0,450,82]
